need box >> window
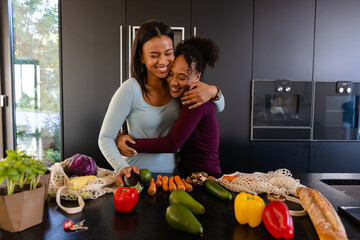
[10,0,60,165]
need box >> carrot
[156,174,162,188]
[169,176,177,192]
[174,175,185,191]
[223,175,238,182]
[148,178,156,196]
[162,176,169,192]
[182,178,193,192]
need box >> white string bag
[218,168,307,216]
[48,157,117,214]
[218,168,305,196]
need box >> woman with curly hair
[122,36,222,175]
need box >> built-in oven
[251,79,313,140]
[313,81,360,140]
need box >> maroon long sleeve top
[127,101,221,175]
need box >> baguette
[297,187,347,240]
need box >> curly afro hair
[174,36,220,79]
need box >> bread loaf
[297,187,347,240]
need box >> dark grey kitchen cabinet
[126,0,191,35]
[309,142,360,172]
[61,0,126,168]
[310,0,360,173]
[192,0,253,173]
[250,0,315,174]
[314,0,360,81]
[252,0,315,80]
[250,142,309,173]
[61,0,191,168]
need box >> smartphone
[338,205,360,224]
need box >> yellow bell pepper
[234,192,265,228]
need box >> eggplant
[123,171,143,193]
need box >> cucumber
[204,180,232,201]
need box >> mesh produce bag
[48,157,117,201]
[218,168,305,197]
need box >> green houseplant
[0,149,48,232]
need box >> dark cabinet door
[253,0,315,80]
[61,0,126,168]
[251,142,309,173]
[309,142,360,172]
[126,0,190,33]
[192,0,253,173]
[314,0,360,81]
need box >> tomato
[113,187,139,212]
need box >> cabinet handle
[120,25,123,85]
[129,25,132,79]
[193,27,197,36]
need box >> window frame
[0,0,16,158]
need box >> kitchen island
[1,173,360,240]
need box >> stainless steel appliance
[313,81,360,140]
[251,79,313,140]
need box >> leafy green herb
[0,149,47,195]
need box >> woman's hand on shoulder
[181,82,218,109]
[116,133,137,156]
[116,165,139,187]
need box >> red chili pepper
[63,220,73,230]
[113,187,139,212]
[262,201,294,239]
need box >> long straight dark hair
[130,20,174,97]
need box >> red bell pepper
[262,201,294,239]
[113,187,139,212]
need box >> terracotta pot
[0,183,45,232]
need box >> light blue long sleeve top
[98,78,225,173]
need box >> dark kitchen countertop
[1,173,360,240]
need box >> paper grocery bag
[0,183,45,232]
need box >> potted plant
[0,149,47,232]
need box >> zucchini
[204,180,232,201]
